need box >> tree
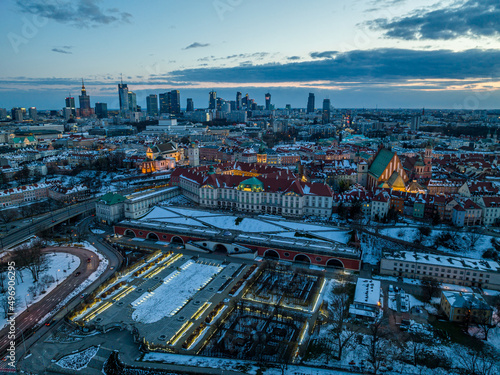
[328,286,357,360]
[13,164,30,184]
[420,277,441,303]
[454,345,499,375]
[349,199,363,222]
[466,228,482,251]
[0,209,16,225]
[13,240,47,283]
[416,226,432,243]
[363,319,391,374]
[474,312,497,341]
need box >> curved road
[0,247,99,357]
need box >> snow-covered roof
[353,278,381,307]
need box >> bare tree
[420,277,441,303]
[0,209,16,225]
[454,345,499,375]
[363,319,390,374]
[466,228,482,251]
[473,311,498,341]
[328,286,357,360]
[13,240,47,283]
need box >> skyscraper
[128,91,137,112]
[118,77,129,115]
[307,93,315,113]
[186,98,194,112]
[29,107,37,121]
[11,108,23,122]
[95,103,108,118]
[265,93,271,111]
[79,79,92,117]
[322,98,331,124]
[209,91,217,110]
[170,90,180,115]
[146,94,158,116]
[65,96,76,116]
[159,92,171,114]
[236,92,242,110]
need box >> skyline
[1,0,500,109]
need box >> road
[0,247,99,359]
[0,200,96,251]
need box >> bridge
[0,200,96,250]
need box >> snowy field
[0,252,80,329]
[131,261,223,324]
[56,345,99,371]
[196,216,284,232]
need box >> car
[87,258,91,263]
[109,266,114,270]
[74,271,81,277]
[388,285,394,293]
[80,294,86,299]
[45,319,56,326]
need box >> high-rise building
[236,92,242,110]
[63,107,72,121]
[322,99,331,124]
[209,91,217,110]
[307,93,315,113]
[65,96,76,116]
[186,98,194,112]
[0,108,7,119]
[29,107,37,121]
[11,108,23,121]
[159,92,171,114]
[118,78,129,115]
[79,79,92,117]
[265,93,271,111]
[95,103,108,118]
[170,90,180,115]
[410,115,421,131]
[128,91,137,112]
[146,94,158,116]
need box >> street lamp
[56,269,60,284]
[25,294,29,312]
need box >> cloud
[51,48,72,54]
[368,0,500,40]
[310,51,337,59]
[169,48,500,83]
[287,56,302,61]
[16,0,132,28]
[184,42,210,50]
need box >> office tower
[11,108,23,121]
[209,90,217,110]
[229,101,236,111]
[410,115,421,131]
[29,107,37,121]
[128,91,137,112]
[186,98,194,112]
[307,93,315,113]
[236,92,242,110]
[79,79,92,117]
[118,77,129,115]
[0,108,7,119]
[285,104,291,110]
[65,96,76,116]
[265,93,271,111]
[159,92,170,114]
[244,93,249,109]
[170,90,180,115]
[146,94,158,116]
[216,98,223,111]
[95,103,108,118]
[63,107,72,121]
[322,99,331,124]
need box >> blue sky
[1,0,500,109]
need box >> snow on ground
[154,216,208,227]
[489,326,500,351]
[0,252,80,329]
[131,262,223,324]
[139,206,181,220]
[161,207,222,217]
[90,228,105,234]
[196,216,283,232]
[159,194,193,206]
[142,353,354,375]
[56,345,99,370]
[380,227,419,243]
[312,230,350,244]
[273,221,333,232]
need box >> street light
[56,269,60,284]
[25,294,29,312]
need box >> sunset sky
[1,0,500,109]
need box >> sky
[1,0,500,110]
